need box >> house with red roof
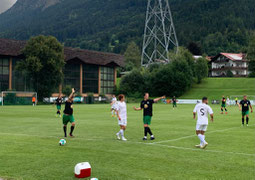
[210,53,249,77]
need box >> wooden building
[210,53,249,77]
[0,39,124,96]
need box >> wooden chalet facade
[210,53,249,77]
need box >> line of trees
[119,47,208,98]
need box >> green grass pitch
[0,103,254,180]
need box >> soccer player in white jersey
[115,94,127,141]
[193,97,214,149]
[110,95,117,117]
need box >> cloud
[0,0,17,14]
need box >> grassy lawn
[181,78,255,100]
[0,104,254,180]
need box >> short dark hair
[144,92,149,96]
[202,97,208,101]
[118,94,125,101]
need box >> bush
[119,69,145,97]
[119,47,199,98]
[226,70,234,77]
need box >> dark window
[83,64,98,93]
[0,58,9,91]
[12,58,34,91]
[64,63,80,91]
[100,66,114,94]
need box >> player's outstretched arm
[68,88,75,100]
[154,96,166,103]
[133,106,142,111]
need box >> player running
[193,97,214,149]
[221,96,228,114]
[133,93,165,141]
[238,95,253,127]
[172,96,177,109]
[62,88,76,137]
[55,94,63,117]
[110,95,117,117]
[115,94,127,141]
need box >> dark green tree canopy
[124,41,141,71]
[17,35,65,100]
[247,34,255,77]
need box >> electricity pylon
[141,0,179,66]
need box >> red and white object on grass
[74,162,91,178]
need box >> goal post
[1,91,37,106]
[229,95,255,106]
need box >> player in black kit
[62,88,76,137]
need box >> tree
[226,70,234,77]
[194,57,209,83]
[170,47,196,77]
[62,85,72,97]
[119,69,144,97]
[247,34,255,77]
[187,42,202,55]
[124,41,141,71]
[16,35,65,100]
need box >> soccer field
[0,104,254,180]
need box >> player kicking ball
[221,96,228,114]
[193,97,214,149]
[115,94,127,141]
[62,88,76,137]
[238,95,253,127]
[133,93,165,141]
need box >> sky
[0,0,17,14]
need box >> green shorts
[242,111,249,116]
[143,116,152,125]
[57,105,61,110]
[63,114,75,125]
[173,102,177,107]
[221,104,226,108]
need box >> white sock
[120,129,124,138]
[197,134,204,145]
[202,135,206,143]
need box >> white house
[210,53,248,77]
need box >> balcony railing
[211,66,248,71]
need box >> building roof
[211,52,247,62]
[0,38,124,67]
[0,39,26,57]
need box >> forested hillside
[0,0,254,55]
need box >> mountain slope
[0,0,254,55]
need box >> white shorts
[196,124,208,131]
[111,104,117,110]
[118,118,127,126]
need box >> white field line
[142,143,255,157]
[153,124,255,144]
[0,132,105,141]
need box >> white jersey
[193,103,213,125]
[116,101,127,120]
